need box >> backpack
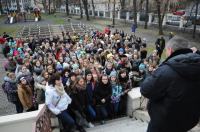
[2,82,7,93]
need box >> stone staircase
[86,117,148,132]
[49,87,200,132]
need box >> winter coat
[45,85,72,115]
[86,82,97,105]
[4,60,16,72]
[70,85,89,113]
[3,76,19,102]
[34,76,46,104]
[33,65,43,76]
[140,49,200,132]
[111,83,122,103]
[94,82,112,106]
[17,84,33,110]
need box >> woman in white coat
[45,73,76,132]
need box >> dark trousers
[13,101,23,113]
[57,109,75,127]
[96,105,108,120]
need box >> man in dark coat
[141,36,200,132]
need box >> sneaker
[88,122,94,128]
[79,127,86,132]
[100,120,105,125]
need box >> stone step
[86,117,148,132]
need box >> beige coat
[18,84,33,110]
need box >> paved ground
[0,53,15,116]
[0,14,199,116]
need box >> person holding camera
[141,36,200,132]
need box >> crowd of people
[1,28,165,132]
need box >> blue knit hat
[109,70,117,77]
[139,63,146,71]
[118,48,124,53]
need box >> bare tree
[193,0,199,38]
[16,0,21,12]
[112,0,116,26]
[139,0,145,11]
[0,0,3,14]
[120,0,125,10]
[66,0,69,16]
[53,0,56,11]
[79,0,83,18]
[155,0,169,35]
[42,0,47,13]
[144,0,149,29]
[82,0,90,20]
[133,0,137,27]
[56,0,62,8]
[91,0,95,18]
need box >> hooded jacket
[3,76,19,102]
[140,49,200,132]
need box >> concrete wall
[0,104,46,132]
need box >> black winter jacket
[141,49,200,132]
[94,83,112,106]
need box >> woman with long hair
[70,76,95,129]
[17,76,35,112]
[94,74,112,124]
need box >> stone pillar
[137,12,140,23]
[179,16,184,28]
[118,11,120,19]
[92,10,94,16]
[162,15,167,26]
[98,11,100,17]
[110,11,113,19]
[103,11,106,18]
[126,12,130,21]
[148,13,153,25]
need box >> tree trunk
[80,0,83,19]
[108,0,110,11]
[91,0,95,18]
[49,0,51,14]
[42,0,47,13]
[193,0,199,38]
[0,0,3,14]
[156,0,163,35]
[8,0,11,8]
[139,0,144,11]
[112,0,116,26]
[16,0,21,12]
[56,0,62,8]
[144,0,149,29]
[53,0,56,11]
[156,0,170,35]
[120,0,125,10]
[66,0,69,16]
[133,0,137,28]
[82,0,90,21]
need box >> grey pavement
[0,54,16,116]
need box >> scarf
[55,84,65,96]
